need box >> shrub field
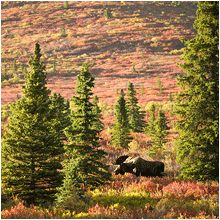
[2,174,219,219]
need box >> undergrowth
[2,174,219,219]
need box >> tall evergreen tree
[148,110,169,159]
[111,89,132,149]
[175,2,219,181]
[1,43,64,205]
[145,103,156,136]
[127,81,146,132]
[92,95,104,133]
[56,63,111,204]
[49,92,71,141]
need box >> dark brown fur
[114,156,166,177]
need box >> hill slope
[1,1,197,106]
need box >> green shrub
[61,27,67,37]
[1,185,15,210]
[188,195,219,217]
[90,189,152,209]
[64,1,69,9]
[55,190,90,214]
[155,195,219,218]
[103,8,112,19]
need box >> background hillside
[1,1,197,106]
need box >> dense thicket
[1,43,64,205]
[176,1,219,181]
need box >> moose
[114,155,167,177]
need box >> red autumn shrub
[162,180,219,199]
[87,203,153,219]
[1,201,53,219]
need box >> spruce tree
[2,63,9,81]
[127,81,146,132]
[92,95,104,133]
[111,89,132,149]
[49,92,71,141]
[1,43,64,205]
[56,63,111,204]
[64,1,69,9]
[176,2,219,181]
[148,110,169,159]
[103,8,112,19]
[145,103,156,136]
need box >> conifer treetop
[22,42,50,101]
[75,62,94,97]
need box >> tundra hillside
[1,1,197,105]
[1,1,219,219]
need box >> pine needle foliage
[145,103,156,136]
[175,2,219,181]
[148,110,169,160]
[111,89,132,149]
[127,81,146,132]
[92,95,104,133]
[1,43,64,205]
[56,62,111,204]
[2,63,9,81]
[49,92,71,141]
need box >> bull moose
[114,155,167,177]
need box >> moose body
[114,155,166,177]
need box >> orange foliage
[1,201,53,219]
